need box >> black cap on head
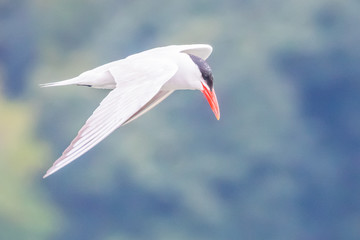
[189,54,214,90]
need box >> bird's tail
[39,77,80,88]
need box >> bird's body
[42,44,219,178]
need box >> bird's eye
[203,74,213,90]
[188,54,214,90]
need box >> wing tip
[179,44,213,60]
[43,166,57,178]
[43,172,50,179]
[43,172,51,179]
[43,155,68,178]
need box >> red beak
[201,82,220,120]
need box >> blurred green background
[1,0,360,239]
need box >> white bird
[41,44,220,178]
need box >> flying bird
[41,44,220,178]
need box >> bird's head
[189,54,220,120]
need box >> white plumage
[42,44,219,178]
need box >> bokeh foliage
[0,96,60,239]
[1,0,360,239]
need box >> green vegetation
[0,97,60,239]
[1,0,360,239]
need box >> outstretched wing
[44,58,178,178]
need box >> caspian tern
[41,44,220,178]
